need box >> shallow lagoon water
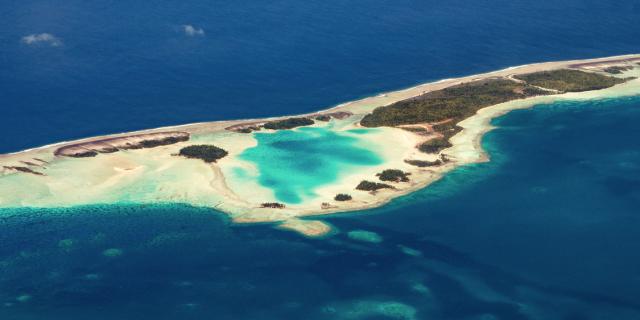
[237,126,383,203]
[3,0,640,318]
[2,96,640,319]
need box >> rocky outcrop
[54,131,190,158]
[3,166,45,176]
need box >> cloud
[182,25,205,37]
[21,33,62,47]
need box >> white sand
[1,54,639,236]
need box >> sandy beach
[1,54,639,236]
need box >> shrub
[432,122,463,139]
[418,138,452,154]
[514,69,625,92]
[260,202,286,209]
[404,159,442,167]
[263,117,314,130]
[376,169,410,182]
[602,66,632,75]
[360,79,543,128]
[179,145,228,163]
[334,194,353,201]
[356,181,393,191]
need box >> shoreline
[2,54,640,237]
[4,53,638,156]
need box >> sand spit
[1,54,639,237]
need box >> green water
[237,126,383,204]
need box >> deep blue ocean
[2,1,640,319]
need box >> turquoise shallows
[238,126,383,204]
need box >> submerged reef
[347,230,383,243]
[323,299,417,320]
[102,248,123,258]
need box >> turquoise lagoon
[235,125,384,204]
[3,96,640,320]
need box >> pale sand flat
[1,54,639,236]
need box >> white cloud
[182,25,205,37]
[21,33,62,47]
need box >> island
[1,54,639,237]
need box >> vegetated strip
[513,69,626,92]
[263,117,315,130]
[178,145,228,163]
[334,193,352,201]
[376,169,411,182]
[356,180,394,191]
[360,69,628,153]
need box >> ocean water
[236,126,383,203]
[1,0,640,153]
[3,0,640,319]
[2,96,640,319]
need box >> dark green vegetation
[231,115,336,133]
[432,121,463,139]
[237,126,261,134]
[70,150,99,157]
[603,66,633,74]
[263,117,314,130]
[404,159,442,167]
[178,145,228,163]
[400,127,429,133]
[418,138,452,154]
[334,193,353,201]
[361,70,626,129]
[260,202,285,209]
[514,69,625,92]
[360,79,549,128]
[376,169,411,182]
[359,69,628,156]
[356,180,393,191]
[127,136,188,149]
